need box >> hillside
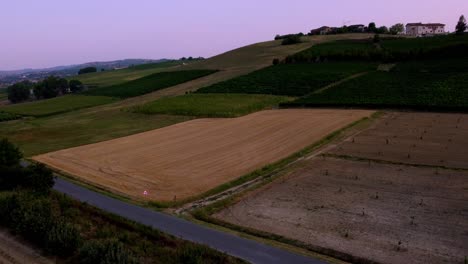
[0,34,373,156]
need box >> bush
[281,35,302,45]
[79,240,137,264]
[23,163,55,194]
[46,220,81,256]
[34,76,69,99]
[272,58,280,65]
[69,80,84,93]
[0,138,22,167]
[78,67,97,75]
[7,81,32,103]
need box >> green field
[286,58,468,110]
[71,60,188,87]
[133,94,292,117]
[287,35,468,62]
[86,70,217,98]
[197,62,375,96]
[0,111,20,122]
[0,95,117,117]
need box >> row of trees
[7,77,84,103]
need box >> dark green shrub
[79,240,137,264]
[272,58,280,65]
[7,81,32,103]
[0,138,22,167]
[46,220,81,256]
[281,35,302,45]
[23,163,55,194]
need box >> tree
[456,15,467,35]
[368,22,377,33]
[376,26,389,34]
[373,34,381,43]
[24,163,55,194]
[7,81,31,103]
[0,138,22,167]
[78,67,97,75]
[272,58,280,65]
[281,35,302,45]
[390,23,404,35]
[69,80,84,93]
[34,76,68,99]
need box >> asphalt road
[53,178,326,264]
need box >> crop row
[197,63,375,96]
[285,59,468,110]
[86,70,217,98]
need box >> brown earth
[329,112,468,169]
[33,109,373,202]
[0,229,53,264]
[214,157,468,264]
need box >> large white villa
[406,23,446,36]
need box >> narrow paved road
[54,178,325,264]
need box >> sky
[0,0,467,70]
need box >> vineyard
[286,35,468,63]
[133,93,291,117]
[285,58,468,110]
[86,70,217,98]
[197,62,375,96]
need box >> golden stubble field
[214,112,468,264]
[34,109,373,202]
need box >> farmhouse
[406,23,445,36]
[309,26,334,35]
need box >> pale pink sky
[0,0,466,70]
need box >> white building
[406,23,445,36]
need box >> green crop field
[1,95,117,117]
[0,111,20,122]
[133,93,292,117]
[86,70,217,98]
[287,35,468,62]
[71,60,188,87]
[197,62,375,96]
[286,58,468,110]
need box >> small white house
[406,23,445,36]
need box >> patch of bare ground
[214,157,468,264]
[33,109,373,202]
[330,112,468,169]
[0,229,53,264]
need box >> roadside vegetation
[0,139,244,264]
[86,70,217,98]
[132,94,291,118]
[1,95,117,117]
[197,62,375,96]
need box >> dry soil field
[34,109,373,202]
[215,157,468,264]
[0,229,52,264]
[214,112,468,264]
[329,112,468,169]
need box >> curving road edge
[53,178,325,264]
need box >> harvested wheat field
[330,112,468,169]
[215,157,468,264]
[34,109,373,201]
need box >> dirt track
[215,157,468,264]
[34,109,372,202]
[0,229,52,264]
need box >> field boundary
[322,153,468,172]
[310,71,371,95]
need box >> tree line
[7,77,84,103]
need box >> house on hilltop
[309,26,334,35]
[406,23,445,36]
